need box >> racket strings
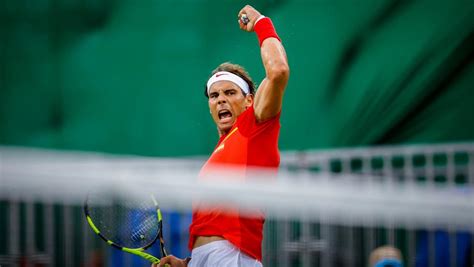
[131,216,159,242]
[87,196,160,248]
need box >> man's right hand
[151,255,188,267]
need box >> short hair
[204,62,256,98]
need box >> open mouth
[218,109,233,122]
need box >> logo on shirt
[214,143,225,153]
[212,127,238,154]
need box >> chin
[218,123,233,134]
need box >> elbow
[268,63,290,86]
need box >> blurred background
[1,0,474,266]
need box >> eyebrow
[210,88,238,94]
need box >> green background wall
[1,0,474,157]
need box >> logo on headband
[207,71,250,95]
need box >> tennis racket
[84,193,168,264]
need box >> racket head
[83,193,163,251]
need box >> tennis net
[1,143,473,267]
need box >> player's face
[208,80,252,135]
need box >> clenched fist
[238,5,263,32]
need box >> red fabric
[254,17,281,47]
[188,106,280,261]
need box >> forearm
[253,17,289,121]
[254,16,289,84]
[261,37,289,84]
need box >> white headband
[206,71,250,95]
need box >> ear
[244,94,253,108]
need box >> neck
[218,128,229,137]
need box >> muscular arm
[238,5,290,122]
[254,37,289,122]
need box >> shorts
[188,240,263,267]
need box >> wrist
[255,15,265,25]
[254,16,281,46]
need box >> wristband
[255,15,265,25]
[254,17,281,46]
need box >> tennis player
[155,4,289,267]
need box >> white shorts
[188,240,263,267]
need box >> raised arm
[238,5,290,122]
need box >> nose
[217,93,227,104]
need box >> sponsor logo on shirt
[213,127,238,154]
[214,143,225,153]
